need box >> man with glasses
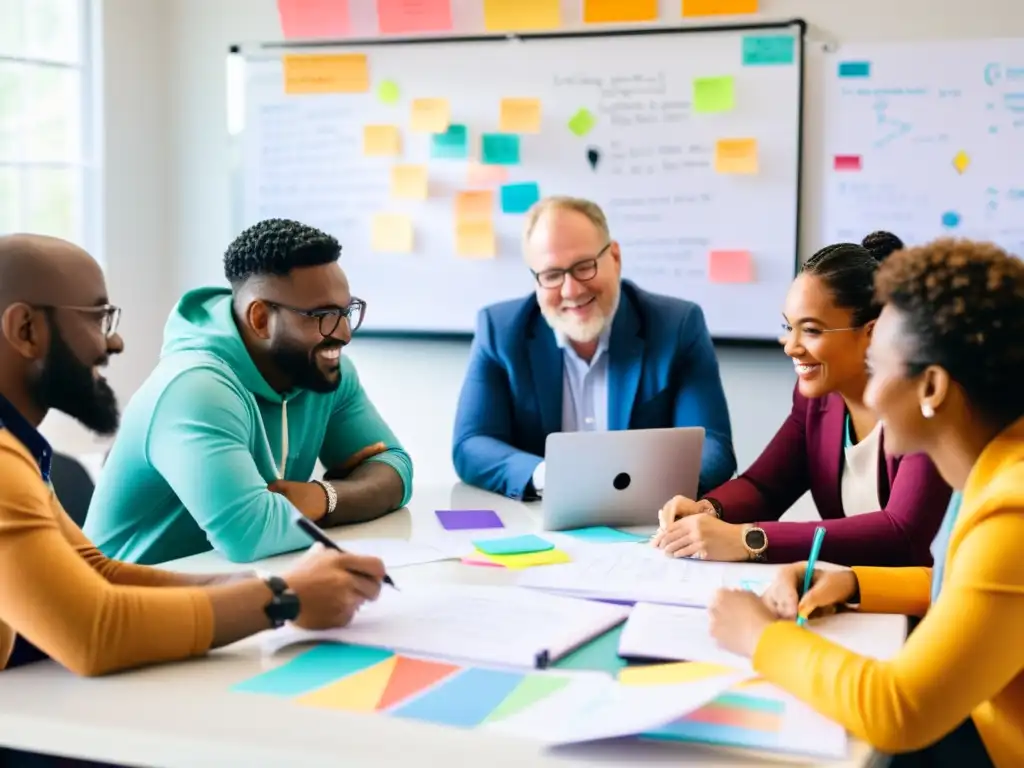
[452,196,736,500]
[85,219,412,564]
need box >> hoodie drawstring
[278,399,289,480]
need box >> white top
[840,421,883,517]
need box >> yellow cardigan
[754,418,1024,767]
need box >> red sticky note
[833,154,862,171]
[277,0,350,39]
[709,250,755,284]
[377,0,453,34]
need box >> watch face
[745,529,767,551]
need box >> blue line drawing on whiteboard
[986,187,999,212]
[941,211,961,229]
[1003,93,1024,112]
[872,98,912,148]
[984,63,1001,86]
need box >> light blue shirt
[930,490,963,604]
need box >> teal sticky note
[500,182,540,214]
[742,35,795,66]
[231,644,393,697]
[553,625,627,675]
[431,124,468,159]
[838,61,871,78]
[562,526,649,544]
[481,133,520,165]
[473,533,553,556]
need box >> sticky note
[709,249,755,284]
[296,656,397,712]
[682,0,758,16]
[410,98,449,132]
[232,644,393,697]
[363,124,401,156]
[499,98,542,133]
[833,154,862,171]
[500,182,541,214]
[714,138,758,174]
[481,133,520,165]
[371,213,414,253]
[277,0,351,39]
[456,219,497,259]
[838,61,871,78]
[568,108,596,137]
[742,35,795,66]
[693,76,735,113]
[583,0,657,22]
[462,555,506,568]
[430,124,468,159]
[390,164,428,199]
[467,162,510,186]
[562,526,649,544]
[471,548,571,570]
[473,534,554,556]
[283,54,369,95]
[392,668,525,728]
[620,661,743,686]
[435,509,503,530]
[484,675,572,723]
[483,0,561,31]
[455,190,495,220]
[377,79,400,104]
[376,0,453,35]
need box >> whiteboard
[822,38,1024,256]
[236,23,805,340]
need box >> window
[0,0,98,252]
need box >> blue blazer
[452,280,737,500]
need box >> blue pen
[797,525,826,627]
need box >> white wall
[52,0,1024,499]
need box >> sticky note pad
[562,526,649,544]
[467,162,510,186]
[709,249,755,284]
[481,133,520,165]
[714,137,758,174]
[455,219,497,259]
[363,124,401,156]
[474,548,571,570]
[834,154,862,171]
[455,190,494,220]
[376,0,453,35]
[568,108,596,137]
[277,0,351,39]
[371,213,414,253]
[838,61,871,78]
[584,0,657,23]
[499,98,542,133]
[392,667,525,727]
[693,76,735,113]
[390,164,428,199]
[473,534,554,556]
[283,54,369,95]
[430,124,468,159]
[500,182,540,214]
[483,0,561,31]
[377,79,400,104]
[682,0,758,16]
[435,509,503,530]
[410,98,449,132]
[742,35,795,66]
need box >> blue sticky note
[231,644,393,697]
[741,35,795,66]
[431,124,468,159]
[500,182,540,214]
[391,668,525,727]
[481,133,520,165]
[838,61,871,78]
[473,534,553,556]
[562,526,649,544]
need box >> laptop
[540,427,705,531]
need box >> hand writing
[268,479,329,521]
[762,561,858,621]
[283,544,386,630]
[708,588,776,658]
[653,513,749,561]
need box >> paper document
[262,584,629,669]
[337,538,461,568]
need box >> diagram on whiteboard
[823,39,1024,258]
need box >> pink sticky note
[833,154,862,171]
[467,162,510,187]
[277,0,350,39]
[709,250,755,284]
[461,555,506,568]
[377,0,453,34]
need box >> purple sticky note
[435,509,504,531]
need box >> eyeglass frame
[531,242,612,289]
[35,304,122,338]
[264,298,367,337]
[779,322,865,341]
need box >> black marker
[295,516,397,589]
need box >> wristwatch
[262,575,300,628]
[312,478,338,517]
[742,526,768,563]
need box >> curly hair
[875,238,1024,428]
[223,219,341,286]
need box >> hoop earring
[921,403,935,419]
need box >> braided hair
[223,219,340,286]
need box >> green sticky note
[553,625,627,675]
[481,132,520,165]
[693,76,735,113]
[377,80,400,104]
[473,534,553,556]
[568,108,596,137]
[431,124,468,159]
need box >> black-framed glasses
[531,243,611,289]
[266,298,366,337]
[37,304,122,338]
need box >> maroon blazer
[707,386,951,566]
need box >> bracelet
[702,497,724,519]
[312,478,338,516]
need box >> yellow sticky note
[454,190,495,220]
[363,125,401,156]
[584,0,658,22]
[619,662,747,686]
[410,98,449,132]
[484,0,561,31]
[682,0,758,16]
[371,213,414,253]
[283,54,370,95]
[455,219,497,259]
[714,138,758,174]
[391,164,428,200]
[499,98,542,133]
[296,657,396,711]
[475,548,571,569]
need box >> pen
[797,525,826,627]
[295,516,398,589]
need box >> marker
[295,516,397,589]
[797,525,826,627]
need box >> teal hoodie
[84,287,413,564]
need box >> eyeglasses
[531,243,611,289]
[266,298,366,337]
[37,304,122,338]
[780,323,863,341]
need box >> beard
[541,285,621,344]
[32,324,120,436]
[269,336,344,393]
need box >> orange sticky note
[584,0,657,22]
[277,0,351,38]
[682,0,758,16]
[499,98,542,133]
[714,138,758,174]
[709,250,755,283]
[410,98,449,132]
[456,219,496,258]
[363,125,401,156]
[483,0,561,31]
[283,53,369,95]
[455,190,495,220]
[390,164,428,199]
[371,213,414,253]
[376,0,453,34]
[467,162,510,187]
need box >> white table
[0,484,883,768]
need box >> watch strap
[262,575,300,628]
